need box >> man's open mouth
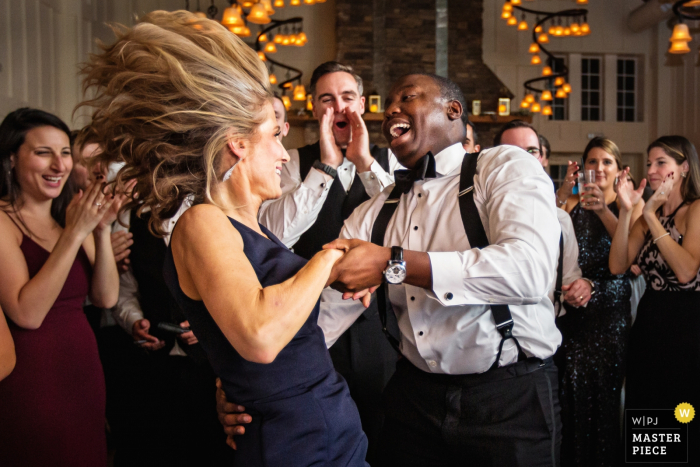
[335,121,348,130]
[389,122,411,139]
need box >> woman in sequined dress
[610,136,700,461]
[555,137,643,466]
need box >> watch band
[312,159,338,178]
[391,246,404,262]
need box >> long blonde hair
[79,10,271,236]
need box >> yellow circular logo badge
[675,403,695,423]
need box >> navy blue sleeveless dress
[163,217,368,466]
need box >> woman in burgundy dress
[0,108,120,467]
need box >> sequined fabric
[556,201,631,467]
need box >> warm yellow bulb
[274,34,284,44]
[554,25,564,36]
[554,77,564,87]
[282,36,291,46]
[259,33,269,43]
[503,3,513,12]
[548,25,556,35]
[576,0,588,4]
[535,25,543,33]
[531,102,541,113]
[531,55,541,65]
[242,1,254,6]
[269,73,277,84]
[502,11,512,19]
[542,105,553,116]
[670,23,692,43]
[542,90,553,101]
[555,89,568,99]
[580,23,590,35]
[293,84,307,101]
[291,0,300,5]
[538,33,549,43]
[264,42,278,53]
[669,40,691,54]
[282,95,291,110]
[498,104,507,114]
[564,27,571,36]
[304,0,316,3]
[528,42,540,54]
[247,4,271,25]
[258,51,267,61]
[525,94,535,104]
[507,16,518,26]
[274,0,285,6]
[306,95,313,111]
[297,32,308,44]
[571,23,580,34]
[221,5,244,27]
[518,20,528,31]
[520,99,530,109]
[511,0,522,4]
[563,83,572,93]
[542,66,553,76]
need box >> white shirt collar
[433,142,467,176]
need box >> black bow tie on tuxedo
[393,151,437,194]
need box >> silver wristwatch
[383,246,407,284]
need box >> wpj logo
[625,408,690,463]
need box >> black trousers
[376,357,562,467]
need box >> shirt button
[370,174,375,179]
[320,183,325,188]
[344,168,348,171]
[410,296,415,301]
[428,360,437,367]
[418,331,424,336]
[413,226,418,231]
[418,193,422,198]
[444,292,453,301]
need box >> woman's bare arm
[172,205,343,364]
[0,307,16,381]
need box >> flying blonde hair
[78,10,271,236]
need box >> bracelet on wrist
[653,232,670,244]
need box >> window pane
[582,76,589,88]
[582,59,589,73]
[591,92,599,106]
[618,108,624,121]
[626,76,635,90]
[625,92,635,107]
[617,60,623,74]
[625,108,634,122]
[591,76,600,90]
[591,108,600,121]
[582,92,589,105]
[626,60,635,75]
[591,59,600,73]
[582,108,589,120]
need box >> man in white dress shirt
[319,73,564,466]
[493,120,593,313]
[218,74,564,465]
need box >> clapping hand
[96,179,137,233]
[616,167,647,212]
[64,180,116,240]
[643,172,673,217]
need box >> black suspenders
[370,151,531,369]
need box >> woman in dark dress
[555,138,643,466]
[611,135,700,463]
[0,108,120,466]
[80,11,368,466]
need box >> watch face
[385,263,407,284]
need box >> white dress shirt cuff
[427,251,470,306]
[304,166,334,193]
[359,160,393,198]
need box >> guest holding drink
[554,137,643,466]
[610,136,700,458]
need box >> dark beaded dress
[556,201,631,467]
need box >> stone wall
[336,0,512,114]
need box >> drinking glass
[579,170,596,203]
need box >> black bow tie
[394,152,437,194]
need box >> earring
[222,159,239,182]
[615,176,619,185]
[681,171,687,178]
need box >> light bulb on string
[507,16,518,26]
[274,0,285,6]
[269,73,277,84]
[518,19,529,31]
[555,89,568,99]
[281,95,291,110]
[525,93,535,104]
[670,23,692,43]
[571,22,581,35]
[542,105,553,116]
[503,2,513,12]
[259,33,268,43]
[293,84,307,101]
[538,33,549,43]
[669,40,691,54]
[520,99,530,109]
[264,42,278,53]
[258,51,266,61]
[528,42,540,54]
[542,66,552,76]
[542,90,553,101]
[221,4,245,27]
[554,77,564,86]
[563,83,572,93]
[247,3,272,24]
[502,11,512,19]
[531,54,541,65]
[531,102,541,113]
[291,0,301,5]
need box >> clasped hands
[322,239,390,307]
